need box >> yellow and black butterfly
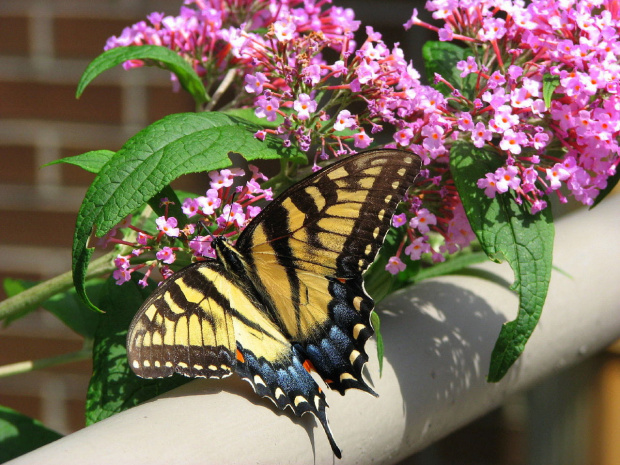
[127,148,421,458]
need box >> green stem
[0,251,116,322]
[0,348,92,379]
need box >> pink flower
[477,173,499,198]
[293,93,317,120]
[456,56,478,77]
[197,189,222,215]
[386,256,406,274]
[495,166,521,193]
[114,254,130,269]
[302,64,322,86]
[471,122,493,148]
[394,127,414,146]
[493,105,519,132]
[334,110,356,131]
[113,268,132,285]
[403,8,420,30]
[244,72,267,94]
[457,112,475,131]
[273,19,296,42]
[405,237,431,260]
[189,236,215,258]
[409,208,437,234]
[156,246,176,264]
[353,130,372,148]
[499,129,527,155]
[546,163,571,190]
[156,216,180,237]
[182,198,200,217]
[209,169,235,190]
[255,95,280,122]
[392,213,407,227]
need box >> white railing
[9,194,620,464]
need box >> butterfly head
[211,236,247,276]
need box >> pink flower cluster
[109,165,272,286]
[237,19,479,270]
[106,0,478,274]
[105,0,358,101]
[406,0,620,212]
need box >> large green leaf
[0,405,62,462]
[450,141,554,382]
[76,45,207,104]
[422,41,477,100]
[44,150,115,174]
[72,111,302,312]
[86,276,189,425]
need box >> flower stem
[205,68,237,111]
[0,251,116,323]
[0,347,92,379]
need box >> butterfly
[127,148,421,458]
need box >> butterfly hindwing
[127,260,342,456]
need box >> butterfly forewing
[236,149,421,393]
[127,261,237,379]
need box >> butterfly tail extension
[234,342,342,458]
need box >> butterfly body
[127,149,421,458]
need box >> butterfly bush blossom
[106,166,272,286]
[405,0,620,212]
[104,0,479,276]
[104,0,620,280]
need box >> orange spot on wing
[303,359,316,373]
[336,277,347,283]
[236,349,245,363]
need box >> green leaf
[43,150,115,174]
[86,276,190,425]
[450,141,554,382]
[42,279,106,338]
[72,111,301,312]
[370,312,384,376]
[591,166,620,209]
[412,250,489,282]
[224,107,286,128]
[0,405,62,462]
[76,45,208,104]
[422,41,477,99]
[542,73,560,108]
[364,228,408,303]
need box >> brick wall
[0,0,432,438]
[0,0,196,434]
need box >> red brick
[0,16,29,55]
[0,81,122,124]
[0,395,42,425]
[0,335,84,366]
[0,145,37,184]
[0,210,76,248]
[147,85,196,123]
[54,17,139,59]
